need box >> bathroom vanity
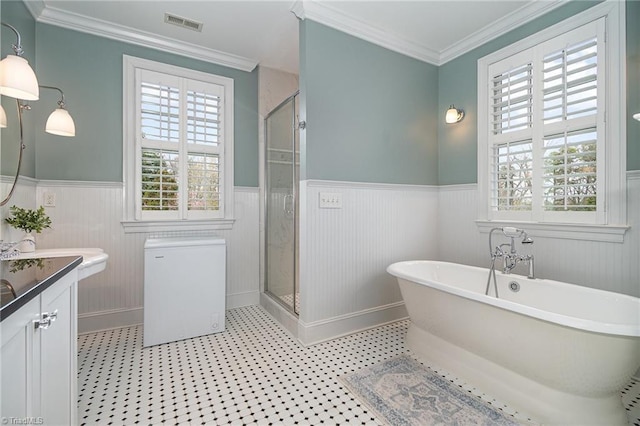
[0,255,82,425]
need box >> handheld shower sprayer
[502,227,533,245]
[488,227,534,257]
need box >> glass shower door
[265,93,299,314]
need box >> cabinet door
[39,273,74,425]
[0,297,39,420]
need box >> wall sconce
[0,22,75,136]
[445,105,464,124]
[0,23,39,100]
[0,21,76,206]
[634,113,640,122]
[41,85,76,137]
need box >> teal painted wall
[1,0,36,178]
[437,0,640,185]
[300,20,439,185]
[33,24,259,185]
[5,2,636,187]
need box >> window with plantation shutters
[123,56,234,230]
[491,63,533,135]
[483,18,607,224]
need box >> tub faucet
[486,227,535,297]
[503,253,535,279]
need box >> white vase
[18,232,36,253]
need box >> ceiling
[24,0,564,74]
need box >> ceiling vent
[164,13,203,32]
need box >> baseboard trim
[227,290,260,309]
[297,301,408,346]
[78,307,143,335]
[79,290,259,334]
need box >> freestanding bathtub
[387,260,640,425]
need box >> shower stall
[263,91,300,315]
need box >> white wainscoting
[438,172,640,298]
[33,182,260,333]
[1,177,37,243]
[8,174,638,339]
[297,180,439,345]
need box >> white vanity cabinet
[0,296,40,418]
[0,266,78,426]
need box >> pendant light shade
[0,55,39,100]
[0,104,6,128]
[46,107,75,137]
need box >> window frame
[122,55,235,232]
[476,1,628,242]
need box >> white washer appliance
[143,236,226,347]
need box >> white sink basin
[13,248,108,280]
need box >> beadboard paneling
[437,174,640,297]
[299,180,439,325]
[1,177,37,243]
[33,183,259,331]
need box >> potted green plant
[5,205,52,253]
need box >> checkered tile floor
[78,305,640,425]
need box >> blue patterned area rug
[340,354,519,426]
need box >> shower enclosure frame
[263,90,300,316]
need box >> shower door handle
[283,194,294,216]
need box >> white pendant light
[0,55,39,100]
[46,106,75,137]
[0,104,6,128]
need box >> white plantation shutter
[140,148,179,211]
[140,82,180,142]
[492,140,533,211]
[543,38,598,124]
[542,129,597,212]
[135,66,230,220]
[187,90,221,147]
[488,49,535,220]
[491,63,533,135]
[188,153,219,211]
[538,22,603,222]
[485,18,605,223]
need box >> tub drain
[509,281,520,292]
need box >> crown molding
[439,0,567,64]
[292,0,441,65]
[30,3,258,72]
[293,0,567,66]
[27,0,568,70]
[23,0,46,20]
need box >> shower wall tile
[258,67,299,118]
[33,183,259,332]
[299,180,439,330]
[437,173,640,298]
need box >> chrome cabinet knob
[33,310,59,330]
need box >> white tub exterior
[387,260,640,425]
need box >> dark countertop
[0,255,82,322]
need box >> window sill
[475,220,629,243]
[121,219,235,234]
